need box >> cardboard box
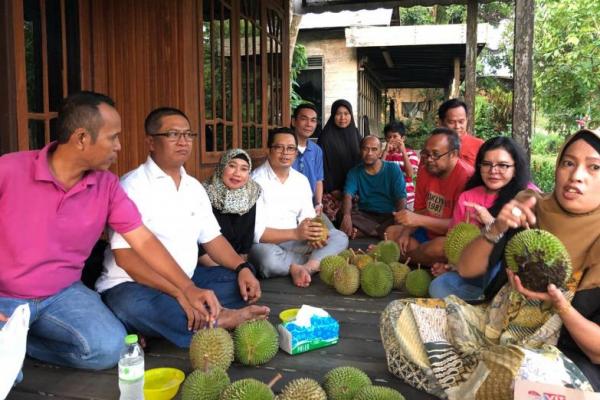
[514,380,600,400]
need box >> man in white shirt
[249,127,349,287]
[96,107,269,348]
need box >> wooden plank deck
[7,239,439,399]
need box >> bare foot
[217,305,271,329]
[351,227,358,240]
[290,264,312,287]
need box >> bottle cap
[124,334,138,345]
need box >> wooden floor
[8,239,440,399]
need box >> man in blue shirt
[291,103,324,214]
[340,135,407,239]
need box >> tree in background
[534,0,599,134]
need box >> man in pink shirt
[438,98,484,168]
[0,92,222,371]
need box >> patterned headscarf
[203,149,261,215]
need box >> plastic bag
[0,304,30,399]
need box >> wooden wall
[83,0,289,180]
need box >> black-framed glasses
[270,144,298,154]
[480,161,515,172]
[420,149,452,161]
[150,130,198,142]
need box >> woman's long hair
[464,136,530,217]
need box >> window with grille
[22,0,80,150]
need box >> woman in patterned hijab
[200,149,261,264]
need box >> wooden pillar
[512,0,535,160]
[450,56,461,98]
[465,0,477,134]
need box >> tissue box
[277,306,339,355]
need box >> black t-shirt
[198,205,256,257]
[557,287,600,391]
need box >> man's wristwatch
[481,222,504,244]
[235,261,257,276]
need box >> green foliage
[531,154,556,194]
[531,132,564,155]
[534,0,600,133]
[397,3,512,27]
[290,43,309,110]
[474,87,512,140]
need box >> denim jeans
[102,266,244,348]
[0,281,126,370]
[428,261,503,301]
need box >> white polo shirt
[96,156,221,293]
[252,160,315,243]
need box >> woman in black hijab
[317,99,362,221]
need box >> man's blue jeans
[0,281,126,370]
[428,261,503,301]
[102,266,244,348]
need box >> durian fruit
[337,249,353,261]
[310,216,329,243]
[353,385,406,400]
[333,263,360,295]
[234,320,279,366]
[405,266,432,297]
[372,240,401,264]
[220,374,281,400]
[190,327,234,371]
[319,255,347,286]
[322,366,372,400]
[505,229,572,291]
[181,361,230,400]
[360,262,394,297]
[444,222,480,266]
[350,251,374,270]
[389,259,411,290]
[276,378,326,400]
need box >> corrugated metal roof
[299,8,393,29]
[294,0,506,14]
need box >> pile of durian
[320,240,432,298]
[181,321,405,399]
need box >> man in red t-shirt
[385,127,474,266]
[438,98,483,168]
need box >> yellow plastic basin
[143,367,185,400]
[279,308,300,323]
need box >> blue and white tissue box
[277,305,339,355]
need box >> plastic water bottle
[118,334,144,400]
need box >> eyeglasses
[270,144,298,154]
[420,149,452,161]
[480,161,515,172]
[150,131,198,142]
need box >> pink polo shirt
[0,142,142,299]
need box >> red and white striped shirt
[384,148,419,209]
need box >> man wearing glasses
[386,128,473,266]
[97,107,269,348]
[249,127,348,287]
[0,93,227,373]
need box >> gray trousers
[248,225,348,278]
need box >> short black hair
[144,107,190,135]
[56,91,115,144]
[438,98,468,121]
[383,120,406,137]
[292,103,318,119]
[267,127,298,148]
[429,127,461,152]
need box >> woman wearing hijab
[380,129,600,398]
[317,99,362,221]
[200,149,261,265]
